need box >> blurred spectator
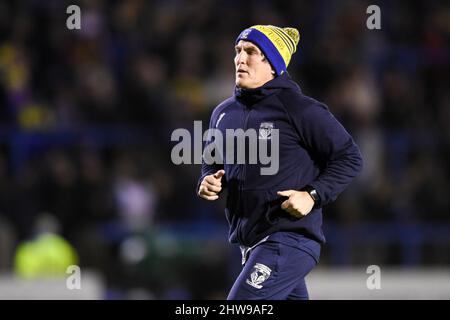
[113,153,157,231]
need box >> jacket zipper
[236,106,251,244]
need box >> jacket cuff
[303,183,323,208]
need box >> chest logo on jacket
[259,122,274,140]
[216,113,226,128]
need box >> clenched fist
[198,170,225,201]
[277,190,314,218]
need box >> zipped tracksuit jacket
[198,73,363,248]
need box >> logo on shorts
[246,263,272,289]
[259,122,274,140]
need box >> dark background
[0,0,449,299]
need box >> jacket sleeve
[285,97,363,207]
[196,108,226,196]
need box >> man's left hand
[277,190,314,218]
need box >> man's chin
[236,79,250,89]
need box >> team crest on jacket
[259,122,274,140]
[246,263,272,289]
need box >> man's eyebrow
[235,44,261,54]
[242,45,258,52]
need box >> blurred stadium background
[0,0,449,299]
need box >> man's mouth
[236,70,248,76]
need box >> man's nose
[236,52,247,65]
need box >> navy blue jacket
[198,74,363,246]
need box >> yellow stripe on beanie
[252,25,300,68]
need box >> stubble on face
[234,40,274,89]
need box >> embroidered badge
[246,263,272,289]
[216,113,226,128]
[259,122,274,140]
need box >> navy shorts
[227,232,320,300]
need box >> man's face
[234,40,274,89]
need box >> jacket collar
[234,73,301,106]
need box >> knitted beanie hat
[236,25,300,75]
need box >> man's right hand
[198,170,225,201]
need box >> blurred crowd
[0,0,449,298]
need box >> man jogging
[198,25,363,300]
